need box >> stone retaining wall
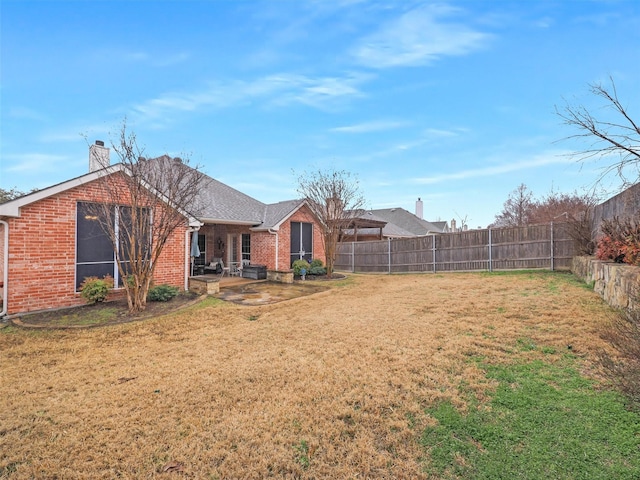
[188,276,220,295]
[572,256,639,312]
[267,270,294,284]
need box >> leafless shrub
[599,286,640,411]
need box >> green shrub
[147,284,180,302]
[80,275,113,304]
[292,259,311,276]
[310,258,324,268]
[309,265,327,275]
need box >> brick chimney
[89,140,110,172]
[415,197,424,219]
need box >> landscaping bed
[10,293,201,329]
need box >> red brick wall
[4,175,188,316]
[250,205,326,270]
[251,231,278,269]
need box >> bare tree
[491,183,534,227]
[492,184,597,253]
[557,77,640,188]
[87,123,206,313]
[528,189,594,225]
[296,169,366,276]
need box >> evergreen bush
[147,284,180,302]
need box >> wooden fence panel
[334,222,577,273]
[435,230,489,271]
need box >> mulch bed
[10,293,202,329]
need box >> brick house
[0,143,325,317]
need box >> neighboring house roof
[430,221,450,233]
[357,208,446,237]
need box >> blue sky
[2,1,639,228]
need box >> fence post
[550,222,554,271]
[351,242,355,273]
[432,234,436,273]
[488,228,493,272]
[388,237,391,274]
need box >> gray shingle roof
[258,200,305,230]
[176,161,305,229]
[360,208,445,236]
[0,155,308,230]
[193,176,267,224]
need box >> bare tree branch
[85,120,206,313]
[296,169,366,275]
[557,77,640,188]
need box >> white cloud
[98,49,191,67]
[351,4,492,68]
[38,123,112,143]
[8,106,47,121]
[411,151,575,185]
[424,128,464,138]
[132,72,371,120]
[5,153,71,173]
[330,120,409,133]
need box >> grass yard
[1,271,639,479]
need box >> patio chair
[204,258,223,274]
[219,260,230,277]
[229,262,241,277]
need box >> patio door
[290,222,313,266]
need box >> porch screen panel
[117,206,152,286]
[76,202,151,290]
[290,222,301,266]
[290,222,313,266]
[117,206,133,283]
[301,223,312,263]
[76,202,115,290]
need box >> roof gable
[0,164,127,218]
[361,208,445,236]
[255,199,309,231]
[0,163,201,226]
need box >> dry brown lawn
[0,272,614,479]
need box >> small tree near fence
[296,169,366,276]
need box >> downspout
[268,228,278,270]
[0,220,8,318]
[185,226,200,291]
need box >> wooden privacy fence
[335,222,576,273]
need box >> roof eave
[0,164,127,218]
[269,200,309,230]
[199,217,262,226]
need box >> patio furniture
[204,258,223,274]
[219,259,230,277]
[242,264,267,280]
[229,262,241,277]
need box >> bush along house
[0,142,324,317]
